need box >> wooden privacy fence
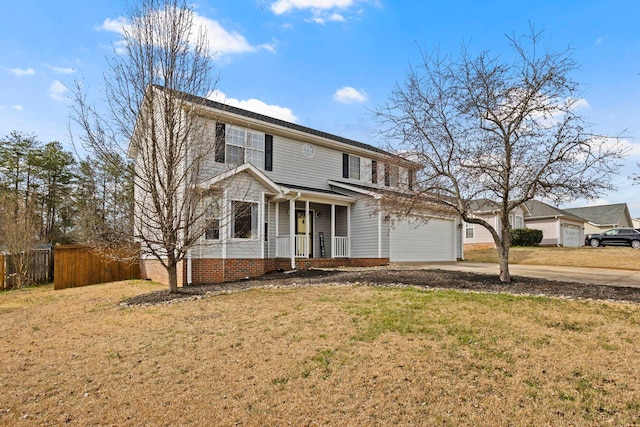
[1,249,53,291]
[54,245,140,290]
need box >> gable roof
[523,200,587,222]
[154,85,391,157]
[564,203,632,227]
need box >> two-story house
[134,87,462,285]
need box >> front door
[295,209,314,257]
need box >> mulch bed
[122,269,640,306]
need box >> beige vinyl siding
[525,219,558,246]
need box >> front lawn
[465,246,640,270]
[1,279,640,425]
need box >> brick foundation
[143,257,389,286]
[140,258,185,287]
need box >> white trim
[221,189,228,259]
[289,199,295,269]
[261,192,265,259]
[347,204,351,257]
[331,204,335,259]
[199,163,282,194]
[305,201,310,259]
[378,209,382,258]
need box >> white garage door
[390,218,455,262]
[562,224,581,247]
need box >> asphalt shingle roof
[523,200,587,222]
[564,203,629,226]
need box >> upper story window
[343,154,376,183]
[215,123,273,171]
[385,164,399,187]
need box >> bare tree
[0,193,41,288]
[375,29,626,282]
[71,0,220,292]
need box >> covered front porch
[270,194,353,268]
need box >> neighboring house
[463,199,526,250]
[564,203,634,235]
[133,87,462,285]
[522,200,587,247]
[632,218,640,229]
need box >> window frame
[465,222,474,239]
[204,196,221,241]
[231,200,259,240]
[225,125,265,169]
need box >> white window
[226,126,265,169]
[232,201,258,239]
[465,222,474,239]
[515,215,524,229]
[349,155,360,180]
[386,165,399,187]
[203,195,221,240]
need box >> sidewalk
[390,262,640,289]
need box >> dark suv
[585,228,640,249]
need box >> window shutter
[408,169,414,190]
[371,160,377,184]
[265,134,273,171]
[342,153,349,178]
[215,122,226,163]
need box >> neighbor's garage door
[562,224,581,247]
[390,218,455,262]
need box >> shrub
[511,228,543,246]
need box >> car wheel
[632,240,640,249]
[590,239,600,248]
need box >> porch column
[275,202,279,256]
[347,204,351,257]
[331,204,335,258]
[377,208,382,259]
[289,198,295,269]
[261,192,265,259]
[305,200,310,258]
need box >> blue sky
[1,0,639,216]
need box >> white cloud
[98,10,271,57]
[49,80,70,101]
[98,17,127,35]
[333,86,368,104]
[271,0,375,24]
[271,0,355,15]
[207,90,298,123]
[6,67,35,76]
[44,64,75,74]
[11,105,23,111]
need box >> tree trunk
[167,260,179,293]
[497,241,511,282]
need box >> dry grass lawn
[465,246,640,270]
[2,280,640,426]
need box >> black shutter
[384,164,390,186]
[342,153,349,178]
[214,122,225,163]
[371,160,377,184]
[265,134,273,171]
[408,169,414,190]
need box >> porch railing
[276,235,349,258]
[276,235,310,258]
[333,236,349,258]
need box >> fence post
[0,254,5,291]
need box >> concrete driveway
[390,262,640,289]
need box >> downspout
[186,249,192,285]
